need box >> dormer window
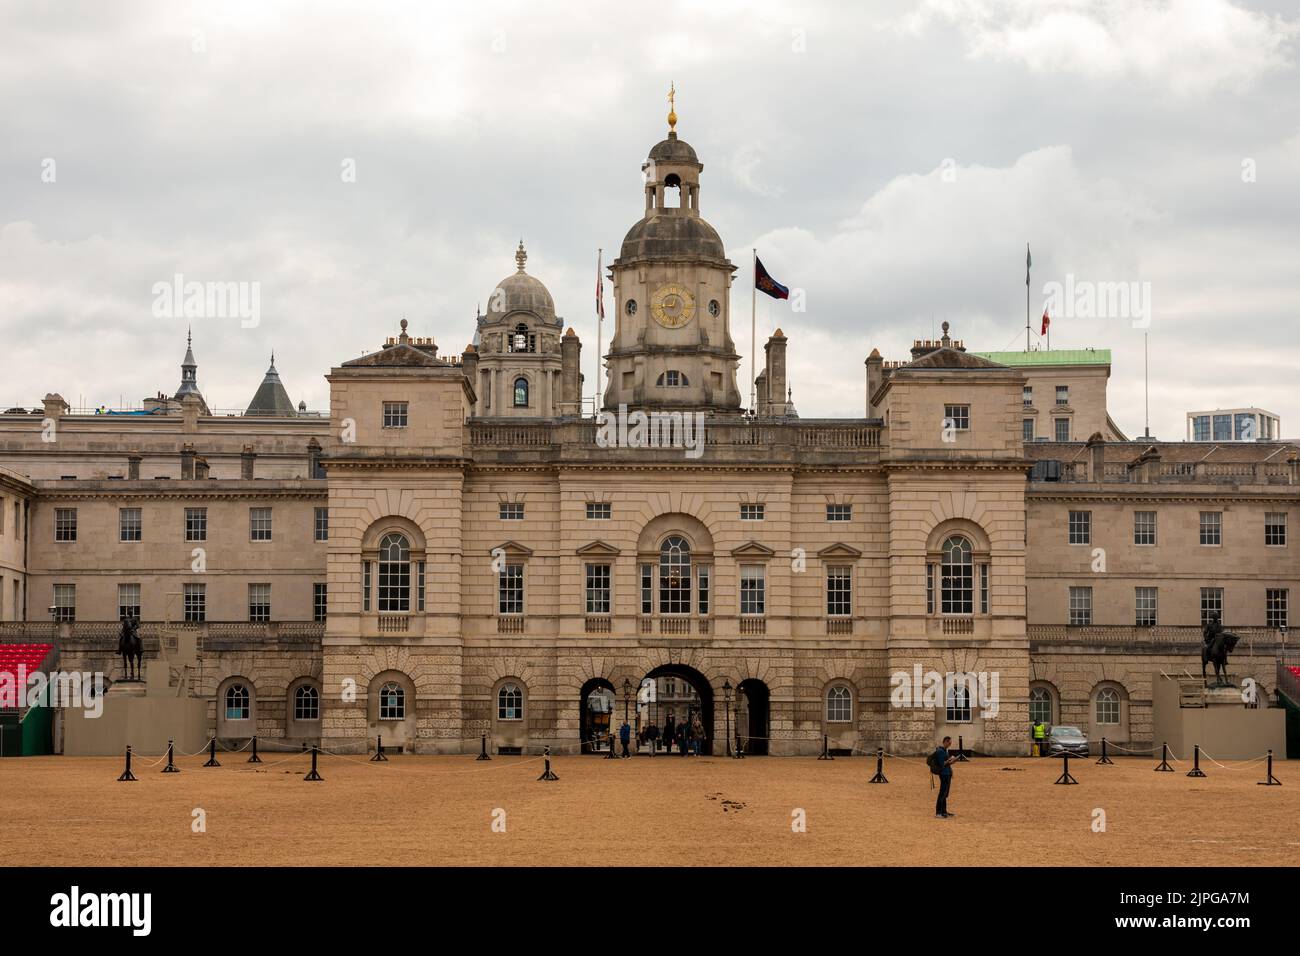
[656,370,689,387]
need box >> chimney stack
[560,329,583,416]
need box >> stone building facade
[1,118,1296,756]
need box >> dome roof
[648,132,699,166]
[619,214,726,261]
[485,241,557,323]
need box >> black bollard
[248,735,262,764]
[372,735,389,762]
[203,737,220,767]
[1257,750,1282,786]
[956,735,969,762]
[537,745,559,781]
[303,746,323,781]
[818,734,835,760]
[1153,741,1173,772]
[868,747,889,784]
[1054,750,1079,785]
[117,745,137,782]
[474,732,489,762]
[162,738,179,774]
[1096,737,1114,765]
[1186,744,1207,778]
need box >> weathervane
[667,82,677,133]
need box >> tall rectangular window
[1055,385,1069,405]
[1212,414,1232,441]
[498,564,524,615]
[53,584,76,622]
[926,563,935,614]
[826,566,851,616]
[640,564,652,615]
[382,401,408,428]
[1134,511,1157,546]
[1068,586,1092,626]
[118,583,141,621]
[314,507,329,542]
[416,561,425,612]
[585,502,611,520]
[250,507,273,541]
[248,583,271,623]
[1192,415,1211,441]
[1135,587,1158,627]
[362,561,371,612]
[183,583,206,623]
[1022,385,1033,405]
[1054,418,1071,442]
[1265,512,1287,547]
[1022,418,1035,442]
[1068,510,1091,545]
[739,565,766,616]
[979,563,989,615]
[1199,511,1222,546]
[313,583,328,623]
[185,507,207,542]
[697,565,710,616]
[119,507,142,542]
[1200,587,1223,627]
[585,564,611,615]
[55,508,77,542]
[1266,589,1289,628]
[944,404,970,431]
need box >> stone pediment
[817,542,863,559]
[342,343,443,368]
[492,540,534,557]
[901,348,1006,371]
[730,541,775,558]
[576,540,620,556]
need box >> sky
[1,0,1298,440]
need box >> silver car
[1045,725,1089,756]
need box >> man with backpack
[929,736,959,818]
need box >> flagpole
[1025,242,1031,351]
[596,248,602,413]
[751,247,757,413]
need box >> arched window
[379,682,405,720]
[498,683,523,721]
[377,532,411,612]
[513,377,529,407]
[940,535,974,614]
[509,323,535,354]
[294,684,319,721]
[1095,687,1120,725]
[225,683,250,720]
[1029,686,1053,725]
[826,685,852,723]
[656,370,689,387]
[946,682,972,722]
[658,535,692,614]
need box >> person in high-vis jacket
[1032,721,1046,756]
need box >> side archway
[367,670,417,753]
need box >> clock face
[650,284,696,328]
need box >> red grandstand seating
[0,643,54,686]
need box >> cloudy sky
[2,0,1297,439]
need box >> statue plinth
[1203,685,1247,707]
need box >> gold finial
[667,82,677,133]
[515,239,527,273]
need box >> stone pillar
[240,445,256,479]
[1087,432,1105,482]
[865,349,884,418]
[764,329,788,416]
[127,455,141,480]
[181,394,200,433]
[42,393,69,420]
[180,444,196,480]
[461,346,479,416]
[195,457,210,480]
[560,329,582,416]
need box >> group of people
[608,713,708,756]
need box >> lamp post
[723,680,733,757]
[622,677,631,725]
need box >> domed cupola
[485,241,558,324]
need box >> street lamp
[723,680,733,757]
[622,677,631,725]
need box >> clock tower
[604,94,741,412]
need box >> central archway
[737,678,770,755]
[642,664,715,755]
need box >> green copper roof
[972,349,1111,367]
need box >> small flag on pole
[1040,307,1050,336]
[755,256,789,300]
[595,250,605,320]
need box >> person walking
[1032,719,1046,757]
[663,715,675,756]
[619,720,631,757]
[690,716,705,755]
[931,735,959,818]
